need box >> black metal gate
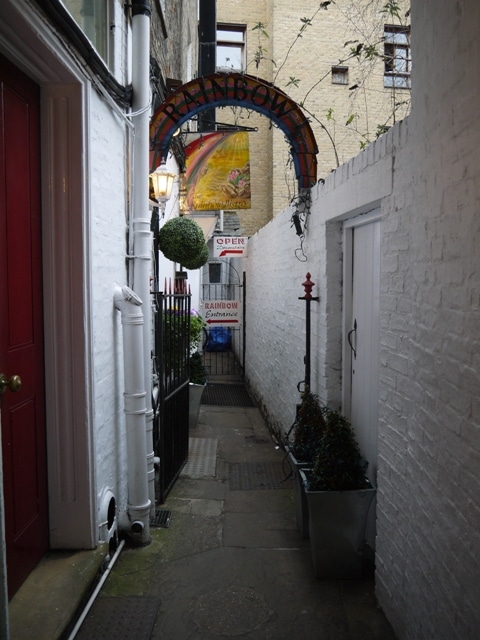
[153,281,191,503]
[201,274,245,379]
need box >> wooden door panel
[350,219,380,483]
[0,53,49,599]
[346,217,381,551]
[9,402,37,527]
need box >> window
[63,0,112,68]
[384,25,411,89]
[331,66,349,85]
[209,263,222,284]
[216,25,246,72]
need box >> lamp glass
[150,162,175,203]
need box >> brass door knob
[0,373,22,395]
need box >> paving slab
[77,403,397,640]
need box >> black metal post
[198,0,216,132]
[242,271,246,378]
[299,273,319,392]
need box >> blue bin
[205,327,232,352]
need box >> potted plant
[299,408,375,579]
[285,390,326,538]
[188,310,207,429]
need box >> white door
[343,213,381,548]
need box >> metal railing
[153,281,191,503]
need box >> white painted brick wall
[239,0,480,635]
[89,91,131,529]
[86,0,200,539]
[374,1,480,637]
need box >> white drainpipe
[131,0,156,517]
[114,285,151,544]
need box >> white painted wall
[375,1,480,638]
[239,0,480,636]
[89,90,132,530]
[238,132,396,436]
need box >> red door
[0,54,49,599]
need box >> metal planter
[189,383,205,429]
[300,469,376,579]
[285,445,310,539]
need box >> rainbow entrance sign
[202,300,241,326]
[213,236,248,258]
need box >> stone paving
[76,403,397,640]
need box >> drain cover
[193,586,271,635]
[151,509,171,528]
[202,384,255,407]
[229,462,293,491]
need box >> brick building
[215,0,411,235]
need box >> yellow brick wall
[216,0,273,236]
[216,0,411,234]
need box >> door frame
[342,209,381,550]
[342,209,382,421]
[0,2,96,549]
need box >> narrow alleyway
[73,387,396,640]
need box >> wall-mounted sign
[202,300,241,326]
[213,236,248,258]
[185,132,251,211]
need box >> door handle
[0,373,22,395]
[347,318,357,360]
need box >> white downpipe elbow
[114,285,151,545]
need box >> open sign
[213,236,248,258]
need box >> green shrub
[309,408,369,491]
[189,351,207,385]
[288,390,327,464]
[189,312,206,354]
[159,216,207,269]
[181,242,209,270]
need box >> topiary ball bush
[159,216,206,267]
[181,242,209,270]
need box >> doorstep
[8,543,108,640]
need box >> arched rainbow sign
[150,72,318,189]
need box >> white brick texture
[238,1,480,637]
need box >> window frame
[62,0,114,70]
[208,262,222,284]
[216,24,246,72]
[384,24,411,89]
[331,66,349,85]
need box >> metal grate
[181,438,217,478]
[202,384,255,407]
[76,596,160,640]
[151,509,171,528]
[229,462,293,491]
